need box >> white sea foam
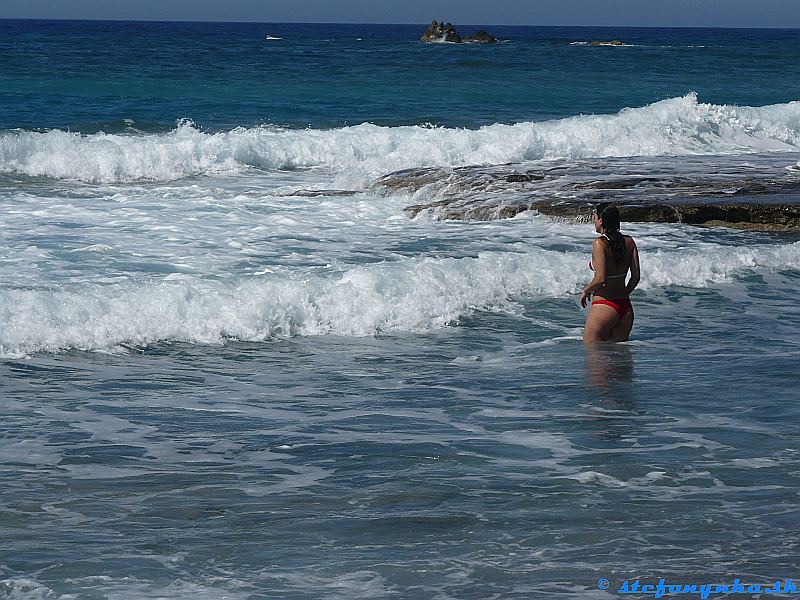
[1,241,797,356]
[570,41,635,47]
[0,578,58,600]
[639,242,800,288]
[1,94,799,184]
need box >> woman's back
[592,235,635,300]
[581,203,640,344]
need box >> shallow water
[2,20,800,599]
[3,278,800,597]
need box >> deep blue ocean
[1,20,800,599]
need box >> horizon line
[1,17,798,30]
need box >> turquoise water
[1,20,800,599]
[3,21,799,130]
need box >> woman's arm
[625,238,640,295]
[580,238,607,308]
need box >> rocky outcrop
[401,197,800,231]
[531,200,800,231]
[420,21,497,44]
[463,30,497,44]
[421,21,461,43]
[374,163,800,232]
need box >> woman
[580,203,640,344]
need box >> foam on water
[0,576,253,600]
[2,94,799,185]
[1,241,797,356]
[0,579,57,600]
[5,22,800,600]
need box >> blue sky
[1,0,799,28]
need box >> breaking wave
[1,241,797,356]
[1,94,799,184]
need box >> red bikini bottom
[592,298,633,317]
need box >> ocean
[1,20,799,599]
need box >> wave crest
[1,94,799,184]
[1,241,797,356]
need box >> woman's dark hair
[595,202,626,264]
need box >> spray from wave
[1,94,799,185]
[1,241,797,356]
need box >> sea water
[1,21,799,599]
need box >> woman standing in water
[580,203,640,344]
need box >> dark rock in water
[504,172,545,183]
[410,196,800,231]
[421,20,461,43]
[291,189,358,197]
[669,202,800,230]
[574,177,660,190]
[420,21,497,44]
[374,160,800,232]
[374,167,447,192]
[532,200,800,231]
[462,30,497,44]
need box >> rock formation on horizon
[421,20,461,43]
[420,21,497,44]
[462,30,497,44]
